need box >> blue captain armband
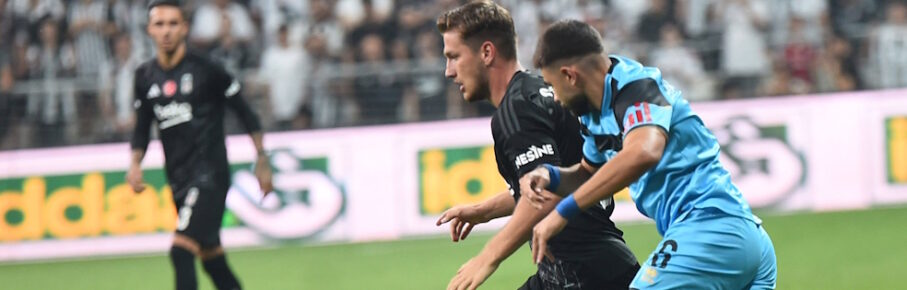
[542,164,560,192]
[555,194,580,220]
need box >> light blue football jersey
[580,55,758,235]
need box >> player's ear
[480,41,495,66]
[560,66,577,86]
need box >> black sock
[170,246,197,290]
[202,254,241,290]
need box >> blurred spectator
[813,40,858,94]
[251,0,308,46]
[870,1,907,89]
[506,0,541,69]
[6,0,907,151]
[191,0,255,50]
[10,30,31,81]
[412,30,448,122]
[68,0,112,77]
[335,0,393,30]
[26,19,76,146]
[306,0,345,59]
[682,0,715,37]
[345,0,395,50]
[650,24,712,101]
[0,62,20,149]
[353,33,403,125]
[110,0,153,60]
[393,1,430,49]
[610,0,649,32]
[787,0,828,46]
[829,0,879,42]
[6,0,64,31]
[760,58,796,96]
[637,0,674,44]
[391,39,419,122]
[783,17,818,86]
[208,15,251,74]
[304,5,344,128]
[0,0,12,51]
[98,32,139,141]
[258,25,310,131]
[720,0,771,98]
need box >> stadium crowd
[1,0,906,150]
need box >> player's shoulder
[502,71,558,113]
[185,51,227,71]
[609,55,671,107]
[135,58,155,76]
[609,55,661,88]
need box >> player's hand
[254,155,273,196]
[531,212,567,264]
[519,167,554,209]
[447,256,498,290]
[436,204,487,242]
[126,165,146,193]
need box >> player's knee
[173,234,201,256]
[199,246,225,260]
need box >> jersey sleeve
[130,68,154,151]
[210,64,263,133]
[499,98,562,177]
[581,130,606,168]
[613,78,672,135]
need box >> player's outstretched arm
[448,192,560,290]
[437,190,515,242]
[570,126,666,208]
[531,126,667,263]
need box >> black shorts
[518,259,640,290]
[172,183,229,249]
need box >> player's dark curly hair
[533,20,604,68]
[436,0,517,61]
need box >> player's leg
[194,184,241,290]
[171,234,200,290]
[199,246,240,290]
[746,225,777,290]
[629,209,764,289]
[171,187,201,290]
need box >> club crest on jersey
[147,84,161,99]
[180,73,193,95]
[163,80,177,97]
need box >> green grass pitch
[2,206,904,289]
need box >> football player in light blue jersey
[520,20,777,289]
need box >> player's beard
[161,41,184,58]
[465,68,491,103]
[561,92,593,115]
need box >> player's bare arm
[250,131,273,195]
[127,149,147,193]
[447,192,560,290]
[519,161,597,208]
[531,126,667,263]
[437,190,515,242]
